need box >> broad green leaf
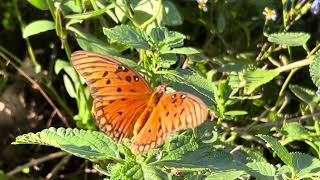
[257,135,292,166]
[289,84,320,110]
[267,32,310,46]
[122,161,168,180]
[65,4,114,19]
[103,25,149,49]
[54,59,81,85]
[206,170,246,180]
[72,29,121,57]
[158,54,178,68]
[163,69,215,106]
[61,0,82,14]
[243,69,280,94]
[246,161,276,180]
[310,50,320,88]
[291,152,320,176]
[280,123,310,141]
[54,59,70,75]
[162,1,183,26]
[160,47,200,55]
[63,74,76,98]
[23,20,55,38]
[160,133,199,162]
[26,0,48,10]
[224,110,248,116]
[149,26,166,45]
[159,144,244,170]
[13,128,119,161]
[162,30,185,48]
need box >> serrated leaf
[162,1,183,26]
[159,144,245,170]
[257,135,292,166]
[158,54,178,68]
[289,84,320,110]
[122,161,168,180]
[206,170,245,180]
[160,47,200,55]
[13,128,119,161]
[243,69,280,94]
[103,25,149,49]
[65,4,114,19]
[246,161,276,180]
[281,123,310,141]
[26,0,48,10]
[162,30,185,49]
[160,133,199,162]
[163,69,215,106]
[267,32,310,47]
[70,28,120,57]
[310,50,320,88]
[291,152,320,176]
[23,20,55,38]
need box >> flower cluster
[263,7,277,21]
[196,0,208,12]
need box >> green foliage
[4,0,320,179]
[267,32,310,47]
[13,128,119,161]
[310,50,320,88]
[22,20,55,38]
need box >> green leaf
[224,110,248,116]
[0,170,5,180]
[291,152,320,176]
[121,161,168,180]
[267,32,310,47]
[158,54,178,68]
[310,50,320,88]
[103,25,149,49]
[162,30,185,48]
[23,20,55,38]
[159,144,245,170]
[289,84,320,109]
[246,161,276,180]
[72,29,121,57]
[160,133,199,162]
[163,69,215,106]
[257,135,292,166]
[65,4,115,19]
[61,0,82,14]
[162,1,183,26]
[280,123,310,141]
[160,47,200,55]
[26,0,48,10]
[243,69,280,94]
[63,74,76,98]
[217,63,247,73]
[13,128,119,161]
[206,170,246,180]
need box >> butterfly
[71,51,208,153]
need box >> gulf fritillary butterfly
[71,51,208,153]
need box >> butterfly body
[71,51,208,153]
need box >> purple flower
[316,89,320,96]
[311,0,320,14]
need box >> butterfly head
[157,84,166,94]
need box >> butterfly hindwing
[131,92,208,153]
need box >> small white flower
[263,7,277,21]
[197,0,208,12]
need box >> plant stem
[278,68,298,96]
[275,58,312,72]
[7,151,68,176]
[139,0,163,29]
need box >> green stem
[275,58,312,72]
[110,0,140,27]
[278,68,298,96]
[139,0,163,29]
[13,0,41,73]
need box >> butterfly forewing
[131,92,208,153]
[71,51,152,141]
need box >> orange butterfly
[71,51,208,153]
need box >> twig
[46,109,57,128]
[46,154,72,179]
[0,52,70,127]
[7,151,68,176]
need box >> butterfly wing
[71,51,152,141]
[131,92,208,153]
